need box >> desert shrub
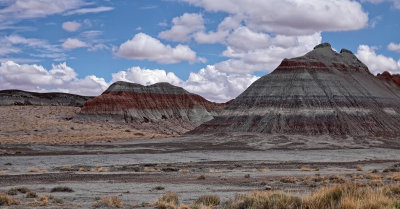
[26,191,37,198]
[222,191,302,209]
[155,192,178,209]
[93,196,123,208]
[51,186,74,193]
[197,174,206,180]
[193,194,220,206]
[0,193,20,206]
[7,188,17,195]
[154,186,165,190]
[280,176,297,183]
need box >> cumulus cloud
[110,65,258,102]
[0,60,258,102]
[62,38,88,49]
[181,0,368,35]
[0,61,108,95]
[159,13,205,42]
[356,45,400,74]
[216,32,322,73]
[111,67,183,86]
[388,42,400,53]
[62,21,81,32]
[116,33,205,64]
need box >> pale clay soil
[0,106,399,208]
[0,106,175,145]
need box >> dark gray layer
[0,90,93,107]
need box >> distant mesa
[189,43,400,137]
[0,89,93,107]
[78,81,228,134]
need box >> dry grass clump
[387,172,400,181]
[197,174,206,180]
[366,173,383,180]
[234,162,243,167]
[155,192,178,209]
[178,169,190,174]
[145,167,161,172]
[222,191,302,209]
[7,187,31,195]
[0,193,20,206]
[92,196,123,208]
[280,176,297,183]
[193,194,220,206]
[221,183,400,209]
[26,191,37,198]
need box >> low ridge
[0,89,93,107]
[78,81,228,134]
[189,43,400,137]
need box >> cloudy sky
[0,0,400,102]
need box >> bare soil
[0,106,399,208]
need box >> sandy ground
[0,106,174,144]
[0,106,400,208]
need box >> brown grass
[155,192,178,209]
[93,196,123,208]
[197,174,206,180]
[387,172,400,181]
[300,167,311,172]
[193,194,220,206]
[0,193,20,206]
[356,167,363,171]
[220,183,400,209]
[178,169,190,174]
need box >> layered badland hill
[0,89,93,107]
[78,81,228,134]
[189,43,400,137]
[377,71,400,88]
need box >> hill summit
[190,43,400,137]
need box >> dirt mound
[189,43,400,137]
[0,89,93,107]
[78,81,228,134]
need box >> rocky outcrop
[78,81,228,134]
[0,90,93,107]
[189,43,400,137]
[377,71,400,88]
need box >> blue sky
[0,0,400,102]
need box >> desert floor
[0,106,399,208]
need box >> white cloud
[0,35,65,61]
[159,13,205,42]
[184,65,259,102]
[0,61,107,96]
[62,38,88,49]
[388,42,400,53]
[116,33,205,64]
[181,0,368,35]
[64,6,114,15]
[226,27,270,51]
[216,32,322,73]
[0,60,259,102]
[111,65,258,102]
[111,67,183,86]
[356,45,400,74]
[62,21,81,32]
